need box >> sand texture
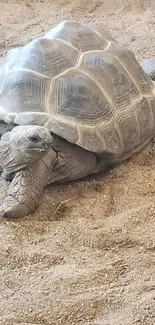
[0,0,155,324]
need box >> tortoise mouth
[27,143,51,152]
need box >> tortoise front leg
[0,150,57,219]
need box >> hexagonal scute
[98,122,123,155]
[45,20,110,53]
[8,37,79,79]
[136,97,155,143]
[0,69,51,113]
[78,51,140,111]
[48,68,113,124]
[116,111,140,152]
[108,42,153,95]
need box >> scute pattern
[117,112,140,152]
[49,68,113,123]
[136,98,155,143]
[108,42,153,94]
[0,70,51,113]
[77,127,104,152]
[7,38,79,78]
[98,122,123,155]
[79,58,139,111]
[45,20,110,52]
[0,20,155,158]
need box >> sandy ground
[1,0,155,324]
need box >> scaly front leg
[0,150,57,219]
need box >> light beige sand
[0,1,155,324]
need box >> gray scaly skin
[0,125,98,218]
[0,125,53,179]
[0,125,56,218]
[0,152,57,218]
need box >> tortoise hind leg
[141,58,155,81]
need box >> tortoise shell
[0,20,155,158]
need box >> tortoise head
[0,125,54,176]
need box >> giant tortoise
[0,20,155,218]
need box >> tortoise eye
[29,135,40,142]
